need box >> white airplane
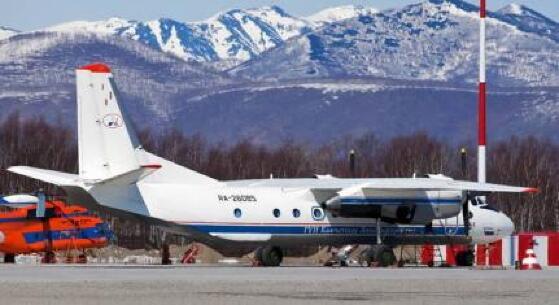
[8,63,535,266]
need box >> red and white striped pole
[478,0,486,184]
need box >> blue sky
[1,0,557,31]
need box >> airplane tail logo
[76,63,141,181]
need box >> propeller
[461,191,474,236]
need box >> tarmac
[0,265,557,305]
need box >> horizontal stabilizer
[7,166,82,186]
[7,164,161,187]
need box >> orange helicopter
[0,192,112,263]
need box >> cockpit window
[484,227,495,236]
[480,204,500,212]
[471,198,483,206]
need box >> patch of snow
[307,5,377,26]
[0,26,19,40]
[46,17,134,35]
[501,3,524,16]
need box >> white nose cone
[0,231,5,244]
[500,213,515,237]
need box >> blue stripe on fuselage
[23,227,109,244]
[189,224,465,236]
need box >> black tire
[374,245,396,267]
[462,251,474,266]
[455,250,474,267]
[261,246,283,267]
[3,253,15,264]
[44,252,56,264]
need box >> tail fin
[76,63,141,181]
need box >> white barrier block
[533,236,548,267]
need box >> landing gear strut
[254,246,283,267]
[360,219,396,267]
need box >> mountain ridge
[0,0,557,145]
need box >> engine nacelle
[324,191,462,224]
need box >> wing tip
[523,187,539,193]
[141,164,162,169]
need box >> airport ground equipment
[0,193,112,263]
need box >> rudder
[76,63,140,181]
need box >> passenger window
[234,208,242,218]
[292,209,301,218]
[273,209,281,218]
[312,207,324,220]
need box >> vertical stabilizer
[76,63,140,181]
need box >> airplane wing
[336,179,536,193]
[225,177,537,193]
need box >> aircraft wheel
[455,250,474,267]
[361,246,378,266]
[43,251,56,264]
[3,253,15,264]
[374,245,396,267]
[261,246,283,267]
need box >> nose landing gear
[455,250,474,266]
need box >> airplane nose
[500,213,515,237]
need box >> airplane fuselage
[84,177,514,255]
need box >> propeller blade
[36,192,46,218]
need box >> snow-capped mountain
[496,3,559,43]
[45,6,312,67]
[232,0,559,87]
[0,31,230,125]
[39,5,377,67]
[307,5,378,26]
[0,26,19,40]
[0,1,557,145]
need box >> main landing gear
[360,219,397,267]
[360,244,397,267]
[253,246,283,267]
[455,250,475,267]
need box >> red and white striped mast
[478,0,487,185]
